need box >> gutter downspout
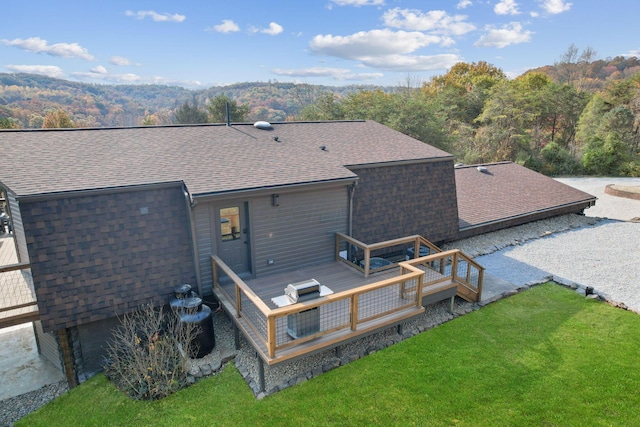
[183,184,202,295]
[348,181,357,237]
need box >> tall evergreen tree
[173,100,208,124]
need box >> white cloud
[310,29,443,59]
[355,53,461,71]
[540,0,572,14]
[1,37,94,61]
[272,67,383,81]
[125,10,186,22]
[330,0,385,6]
[209,19,240,33]
[457,0,472,9]
[494,0,520,15]
[90,65,107,74]
[261,22,283,36]
[5,64,65,78]
[110,56,132,66]
[382,8,476,36]
[309,29,460,72]
[474,22,532,48]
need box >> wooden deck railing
[335,233,441,277]
[212,255,426,361]
[0,262,39,328]
[336,233,483,301]
[212,234,483,363]
[401,249,484,302]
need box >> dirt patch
[604,184,640,201]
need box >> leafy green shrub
[582,135,627,175]
[539,141,582,176]
[103,304,199,400]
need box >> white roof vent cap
[254,121,273,130]
[477,166,489,173]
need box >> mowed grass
[18,283,640,426]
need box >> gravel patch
[0,380,68,426]
[441,214,600,258]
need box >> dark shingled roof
[455,162,597,230]
[0,120,452,198]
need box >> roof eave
[14,181,186,202]
[458,198,598,232]
[192,176,358,202]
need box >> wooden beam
[57,328,77,388]
[0,301,37,313]
[0,311,39,328]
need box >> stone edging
[604,184,640,201]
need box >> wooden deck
[213,238,484,373]
[215,260,426,366]
[244,262,400,308]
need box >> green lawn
[19,283,640,426]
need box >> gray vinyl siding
[193,185,349,291]
[252,186,348,276]
[194,202,215,296]
[33,320,62,371]
[7,191,29,263]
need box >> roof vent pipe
[225,102,230,126]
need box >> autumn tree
[554,44,597,91]
[575,73,640,176]
[296,92,345,121]
[0,117,18,129]
[42,109,74,128]
[423,61,506,125]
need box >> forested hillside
[0,74,381,128]
[1,48,639,176]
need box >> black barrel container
[179,297,215,358]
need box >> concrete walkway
[0,323,65,401]
[480,272,520,301]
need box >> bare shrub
[103,303,200,400]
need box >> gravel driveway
[476,220,640,311]
[474,177,640,312]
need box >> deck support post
[397,323,403,335]
[233,323,240,350]
[449,296,455,314]
[57,328,78,388]
[258,357,265,392]
[335,345,342,358]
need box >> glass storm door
[218,204,250,274]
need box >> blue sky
[2,0,638,89]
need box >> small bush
[539,141,582,175]
[103,303,199,400]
